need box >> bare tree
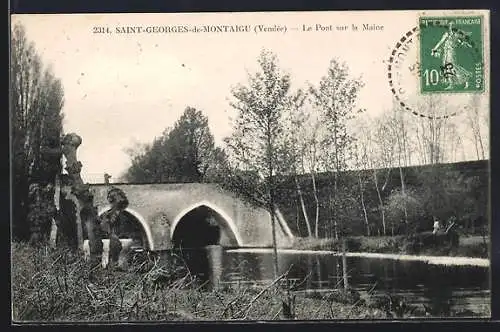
[465,94,487,160]
[391,107,410,226]
[414,96,448,165]
[412,95,469,165]
[372,113,399,235]
[281,89,314,237]
[352,140,370,236]
[225,49,291,277]
[309,59,364,239]
[11,23,64,243]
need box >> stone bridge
[90,183,295,251]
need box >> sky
[11,10,490,183]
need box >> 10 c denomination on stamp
[419,16,484,93]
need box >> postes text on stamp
[419,16,484,93]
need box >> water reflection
[174,248,490,317]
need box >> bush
[401,234,421,254]
[344,237,362,252]
[385,189,425,235]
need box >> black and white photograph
[10,10,491,322]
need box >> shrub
[344,237,362,252]
[385,189,425,235]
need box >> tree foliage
[225,49,291,174]
[11,23,64,242]
[309,59,364,172]
[385,188,424,235]
[123,107,223,183]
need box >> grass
[12,242,395,322]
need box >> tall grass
[11,242,392,322]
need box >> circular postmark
[387,19,484,119]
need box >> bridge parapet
[90,183,294,251]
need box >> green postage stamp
[419,16,484,93]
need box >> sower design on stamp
[419,16,484,93]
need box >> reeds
[12,242,445,322]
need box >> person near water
[433,216,442,234]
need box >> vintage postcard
[10,10,490,322]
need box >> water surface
[174,247,490,318]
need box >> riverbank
[11,243,489,321]
[11,243,387,321]
[291,235,489,259]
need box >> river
[169,247,490,318]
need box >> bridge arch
[170,200,243,247]
[98,206,155,250]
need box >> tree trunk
[477,129,485,160]
[311,171,320,238]
[399,165,408,227]
[266,128,279,279]
[333,171,339,240]
[295,176,312,237]
[327,187,334,239]
[394,113,408,228]
[61,133,102,266]
[295,202,301,237]
[358,173,370,236]
[49,174,61,248]
[269,185,279,279]
[342,239,348,290]
[373,169,386,236]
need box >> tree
[165,107,218,182]
[373,107,419,232]
[385,188,424,235]
[280,89,315,237]
[224,49,291,277]
[351,139,371,236]
[413,96,461,165]
[352,114,392,236]
[309,59,364,239]
[465,94,487,160]
[123,107,222,183]
[388,107,411,227]
[370,114,398,236]
[11,23,64,243]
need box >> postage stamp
[419,16,484,93]
[386,12,488,119]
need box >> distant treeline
[120,105,489,239]
[272,160,489,238]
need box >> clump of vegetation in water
[293,234,489,258]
